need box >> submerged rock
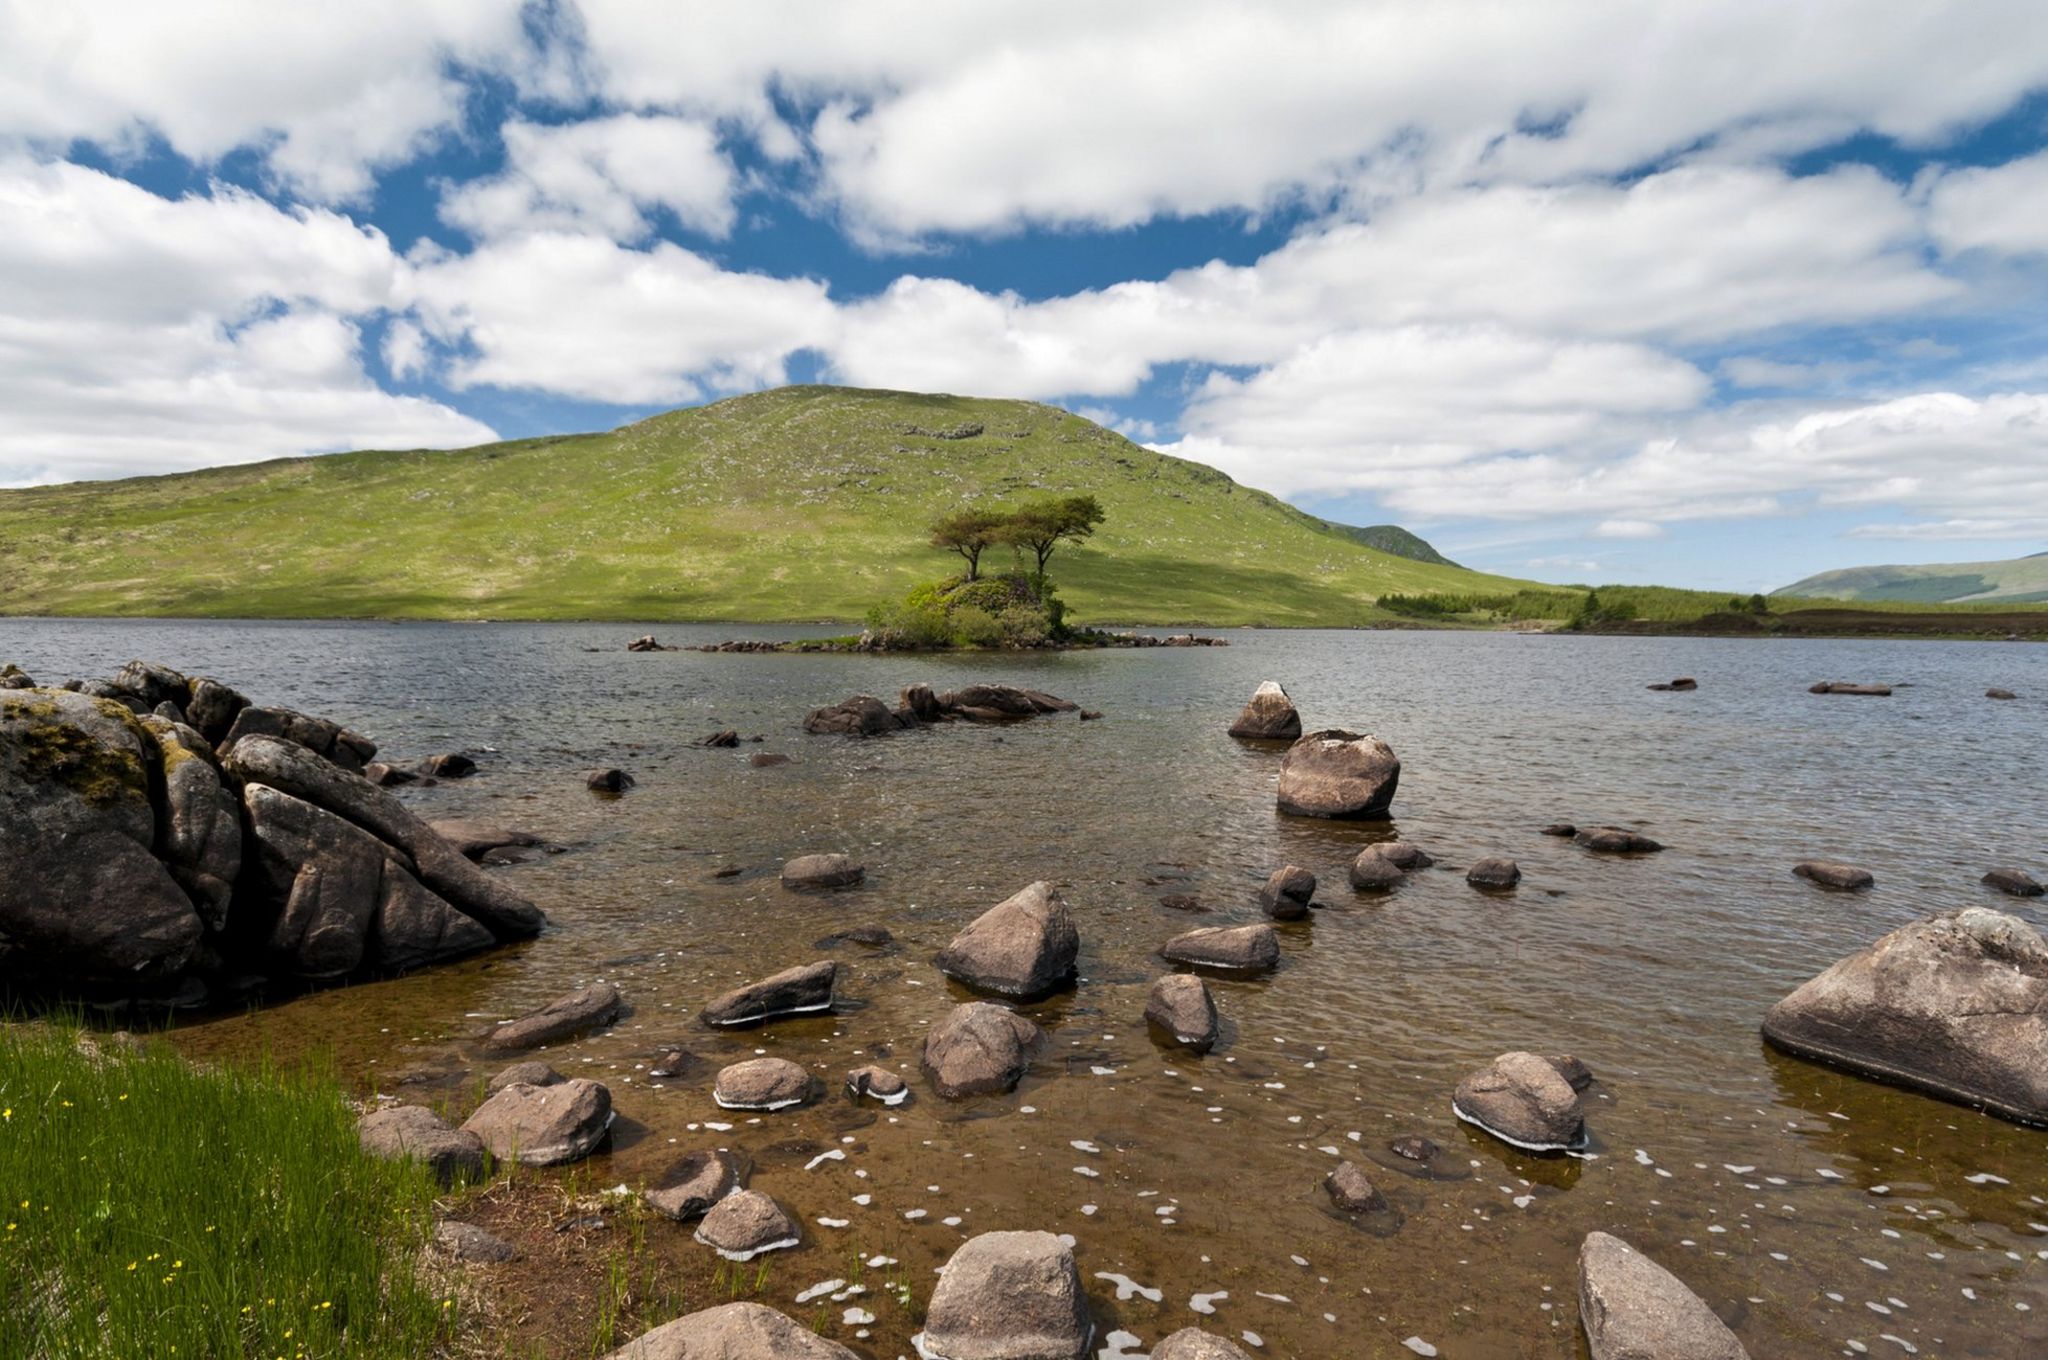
[713,1057,814,1111]
[1574,827,1663,853]
[1388,1134,1439,1162]
[1152,1330,1255,1360]
[934,880,1080,999]
[417,752,477,779]
[599,1302,855,1359]
[364,761,416,787]
[1324,1161,1389,1213]
[1578,1231,1749,1359]
[918,1230,1091,1360]
[1453,1051,1588,1151]
[1982,868,2043,898]
[1762,908,2048,1125]
[487,1061,562,1092]
[922,1002,1046,1099]
[700,960,838,1027]
[748,751,791,768]
[1808,681,1891,696]
[481,982,625,1052]
[1161,924,1280,973]
[1258,865,1316,920]
[597,1301,856,1359]
[644,1149,746,1221]
[357,1105,487,1186]
[460,1077,614,1166]
[1145,973,1219,1052]
[585,767,634,792]
[846,1064,910,1105]
[1228,680,1303,740]
[1792,860,1873,891]
[1275,729,1400,819]
[1348,846,1408,891]
[695,1189,800,1261]
[1987,687,2018,700]
[1548,1055,1596,1092]
[428,818,544,862]
[1466,857,1522,890]
[781,852,864,890]
[803,694,911,736]
[698,729,740,748]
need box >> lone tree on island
[928,507,1011,580]
[1005,494,1106,575]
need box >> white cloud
[440,114,736,243]
[1594,519,1665,539]
[1926,149,2048,256]
[0,159,492,485]
[404,232,837,404]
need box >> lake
[6,618,2046,1357]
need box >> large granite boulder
[1228,680,1302,740]
[918,1230,1091,1360]
[1160,924,1279,973]
[113,660,192,711]
[644,1149,746,1221]
[694,1190,800,1261]
[701,960,837,1027]
[0,690,202,987]
[1454,1051,1588,1151]
[1578,1231,1749,1359]
[460,1078,614,1165]
[1275,729,1400,819]
[1762,908,2048,1125]
[923,1002,1046,1099]
[599,1302,857,1359]
[934,881,1080,999]
[140,716,240,929]
[225,734,543,939]
[713,1058,814,1111]
[481,981,624,1052]
[803,695,910,735]
[357,1104,487,1186]
[223,704,377,773]
[183,676,249,745]
[1145,973,1219,1052]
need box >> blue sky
[6,3,2048,592]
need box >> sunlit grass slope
[0,385,1539,625]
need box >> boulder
[597,1302,857,1359]
[934,880,1080,999]
[713,1057,814,1110]
[357,1105,487,1186]
[1808,681,1891,696]
[223,705,376,772]
[1578,1231,1749,1360]
[899,683,942,722]
[0,689,203,988]
[918,1230,1091,1360]
[427,818,544,862]
[460,1078,614,1165]
[369,866,497,973]
[644,1149,745,1221]
[1984,868,2044,897]
[1324,1161,1388,1213]
[693,1190,799,1261]
[487,1060,562,1092]
[113,660,191,711]
[1347,846,1408,891]
[939,684,1077,717]
[78,678,147,712]
[1761,908,2048,1125]
[585,767,634,792]
[1467,857,1522,890]
[142,716,241,929]
[1987,688,2018,700]
[417,752,477,779]
[243,784,398,978]
[781,853,864,890]
[1145,973,1219,1052]
[847,1064,910,1105]
[363,761,417,787]
[701,960,838,1027]
[1275,729,1400,819]
[1374,842,1435,870]
[1792,860,1873,891]
[481,982,625,1052]
[1228,680,1303,740]
[433,1220,520,1263]
[1258,865,1316,919]
[1161,924,1279,973]
[183,676,249,745]
[224,734,544,939]
[803,695,910,736]
[1541,823,1578,838]
[1152,1330,1255,1360]
[1548,1055,1596,1092]
[922,1002,1046,1099]
[1574,827,1663,853]
[0,664,35,690]
[1453,1051,1588,1151]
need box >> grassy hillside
[0,386,1539,626]
[1318,521,1461,567]
[1777,552,2048,604]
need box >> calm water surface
[7,620,2047,1358]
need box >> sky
[6,3,2048,592]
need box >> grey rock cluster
[803,682,1079,735]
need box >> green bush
[863,572,1066,649]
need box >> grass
[0,385,1539,626]
[1777,551,2048,604]
[0,1022,459,1360]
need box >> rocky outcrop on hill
[0,660,544,1005]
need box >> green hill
[0,385,1538,626]
[1775,551,2048,604]
[1317,521,1460,567]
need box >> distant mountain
[1776,551,2048,604]
[1315,521,1461,568]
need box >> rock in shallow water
[847,1064,909,1104]
[482,981,625,1052]
[1982,867,2043,897]
[599,1301,856,1359]
[460,1078,614,1166]
[700,960,838,1027]
[1578,1231,1749,1359]
[917,1230,1092,1360]
[934,880,1079,998]
[1275,728,1400,819]
[1453,1051,1588,1151]
[1228,680,1302,740]
[694,1189,800,1261]
[1573,827,1663,853]
[644,1149,746,1221]
[1152,1330,1255,1360]
[714,1057,814,1110]
[1160,924,1279,973]
[1792,860,1873,891]
[1466,857,1522,890]
[1348,847,1407,891]
[357,1105,486,1186]
[1145,973,1219,1052]
[1258,864,1316,919]
[487,1060,562,1092]
[922,1002,1046,1099]
[1762,908,2048,1125]
[781,852,864,890]
[1324,1161,1389,1213]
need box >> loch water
[7,619,2047,1358]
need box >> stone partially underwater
[0,660,543,1006]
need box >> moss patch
[1,695,148,808]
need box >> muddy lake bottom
[6,619,2047,1358]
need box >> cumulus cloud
[440,114,736,242]
[1926,149,2048,256]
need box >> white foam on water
[816,1217,850,1228]
[1254,1291,1291,1303]
[1081,1204,1098,1215]
[1071,1140,1100,1153]
[1094,1271,1163,1302]
[1402,1339,1438,1357]
[852,1193,872,1205]
[1965,1172,2009,1185]
[1075,1166,1100,1178]
[796,1279,845,1303]
[805,1149,846,1171]
[1096,1331,1147,1360]
[1191,1290,1228,1314]
[1241,1333,1262,1348]
[843,1307,875,1325]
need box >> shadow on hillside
[1063,550,1371,626]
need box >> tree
[1005,495,1105,575]
[928,507,1010,580]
